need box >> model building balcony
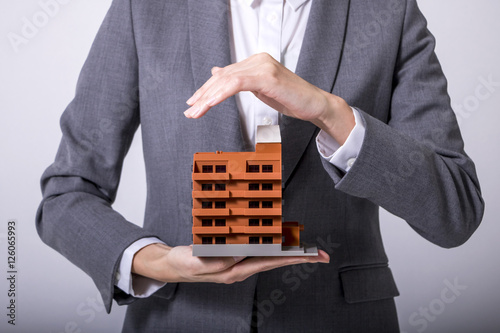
[192,190,230,199]
[193,189,281,199]
[193,181,281,198]
[192,225,282,235]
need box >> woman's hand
[132,243,330,284]
[184,53,355,145]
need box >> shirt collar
[240,0,255,7]
[239,0,310,12]
[286,0,310,11]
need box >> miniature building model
[192,126,318,256]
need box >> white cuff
[316,107,366,172]
[115,237,166,298]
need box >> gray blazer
[36,0,484,332]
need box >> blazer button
[263,116,273,126]
[347,158,356,169]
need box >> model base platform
[192,243,318,257]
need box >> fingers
[163,245,330,284]
[183,55,322,121]
[184,54,280,119]
[196,250,330,284]
[185,63,245,107]
[184,72,257,118]
[133,238,331,284]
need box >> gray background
[0,0,498,332]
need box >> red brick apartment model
[192,125,318,256]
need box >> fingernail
[186,95,196,105]
[185,106,199,118]
[233,256,246,263]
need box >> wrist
[312,93,355,146]
[132,243,172,282]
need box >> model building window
[214,183,226,191]
[249,219,259,226]
[201,201,212,209]
[248,183,259,191]
[262,183,272,191]
[215,219,226,226]
[214,201,226,209]
[201,184,212,191]
[248,165,260,173]
[262,237,273,244]
[249,201,259,208]
[249,236,260,244]
[215,165,226,173]
[202,219,213,227]
[262,201,273,208]
[202,237,212,244]
[262,219,273,226]
[262,165,273,173]
[202,165,213,173]
[215,237,226,244]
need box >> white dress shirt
[116,0,365,297]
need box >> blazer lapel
[187,0,245,151]
[282,0,351,185]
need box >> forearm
[36,0,149,312]
[324,109,484,247]
[319,0,483,247]
[36,189,156,312]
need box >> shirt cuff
[315,107,366,172]
[115,237,166,298]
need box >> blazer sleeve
[35,0,157,313]
[321,0,484,248]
